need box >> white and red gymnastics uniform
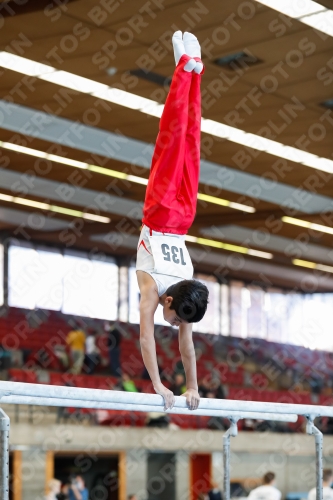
[136,54,204,296]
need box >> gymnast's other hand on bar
[154,383,175,410]
[181,388,200,411]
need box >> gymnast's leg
[142,32,197,234]
[178,32,204,232]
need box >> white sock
[183,32,201,58]
[172,31,185,65]
[172,30,196,72]
[194,62,203,74]
[183,32,203,74]
[184,59,196,72]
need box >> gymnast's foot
[183,31,203,74]
[172,30,196,72]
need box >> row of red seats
[2,307,333,369]
[92,410,306,431]
[228,387,313,405]
[8,369,154,393]
[0,309,292,385]
[66,406,226,431]
[95,410,215,430]
[0,309,249,382]
[2,306,333,387]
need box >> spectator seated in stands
[0,347,12,370]
[170,373,186,396]
[309,375,323,395]
[121,373,138,392]
[210,378,226,399]
[84,329,100,375]
[142,355,165,381]
[198,377,212,398]
[66,323,86,375]
[319,416,333,434]
[145,411,170,428]
[174,359,185,377]
[205,379,229,431]
[242,418,257,432]
[53,344,69,371]
[105,321,122,377]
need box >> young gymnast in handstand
[136,31,209,411]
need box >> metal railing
[0,381,329,500]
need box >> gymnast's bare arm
[137,270,175,410]
[179,322,200,410]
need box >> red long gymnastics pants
[142,54,203,235]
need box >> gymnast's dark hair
[165,279,209,323]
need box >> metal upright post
[223,419,238,500]
[0,408,10,500]
[306,417,323,500]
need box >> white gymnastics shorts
[136,225,193,297]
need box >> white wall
[9,422,333,500]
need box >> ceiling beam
[1,101,332,214]
[193,209,286,226]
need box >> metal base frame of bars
[0,381,328,500]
